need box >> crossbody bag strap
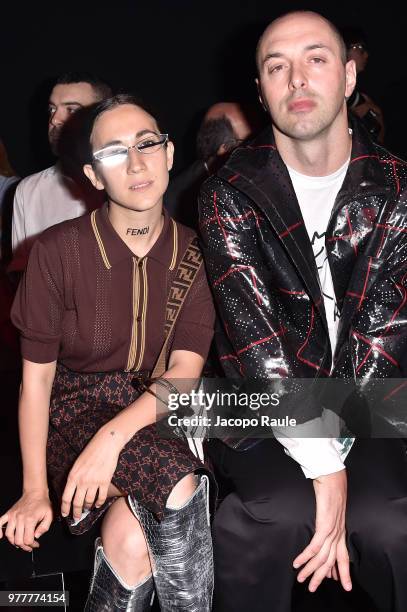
[151,234,203,378]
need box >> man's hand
[293,469,352,593]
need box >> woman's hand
[0,490,53,552]
[61,427,124,522]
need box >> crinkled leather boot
[84,537,154,611]
[129,475,213,611]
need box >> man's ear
[83,163,105,191]
[255,78,268,113]
[166,141,174,171]
[345,59,357,100]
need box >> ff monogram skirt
[47,363,208,534]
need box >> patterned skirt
[47,364,208,535]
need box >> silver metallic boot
[84,537,154,611]
[128,474,213,612]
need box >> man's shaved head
[256,11,347,73]
[255,9,356,146]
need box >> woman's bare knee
[101,497,151,585]
[166,473,198,509]
[107,482,123,497]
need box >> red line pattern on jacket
[279,221,303,239]
[279,287,306,296]
[200,209,262,228]
[357,257,372,310]
[354,280,407,373]
[214,265,263,305]
[383,380,407,401]
[354,330,399,372]
[236,325,287,356]
[213,190,236,260]
[296,304,330,375]
[229,173,240,183]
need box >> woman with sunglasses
[1,94,215,611]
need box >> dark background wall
[1,0,405,178]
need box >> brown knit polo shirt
[11,204,215,372]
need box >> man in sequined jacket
[200,10,407,612]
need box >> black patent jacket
[199,123,407,385]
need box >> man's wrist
[278,436,345,479]
[313,465,347,483]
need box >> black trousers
[207,438,407,612]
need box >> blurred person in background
[165,101,260,229]
[9,72,112,273]
[343,26,385,143]
[0,138,19,363]
[0,137,19,261]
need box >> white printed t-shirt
[288,159,349,354]
[275,159,353,479]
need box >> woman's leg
[85,489,154,611]
[101,497,152,585]
[166,472,198,508]
[129,472,213,612]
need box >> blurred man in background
[10,72,111,272]
[165,101,260,229]
[343,27,385,143]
